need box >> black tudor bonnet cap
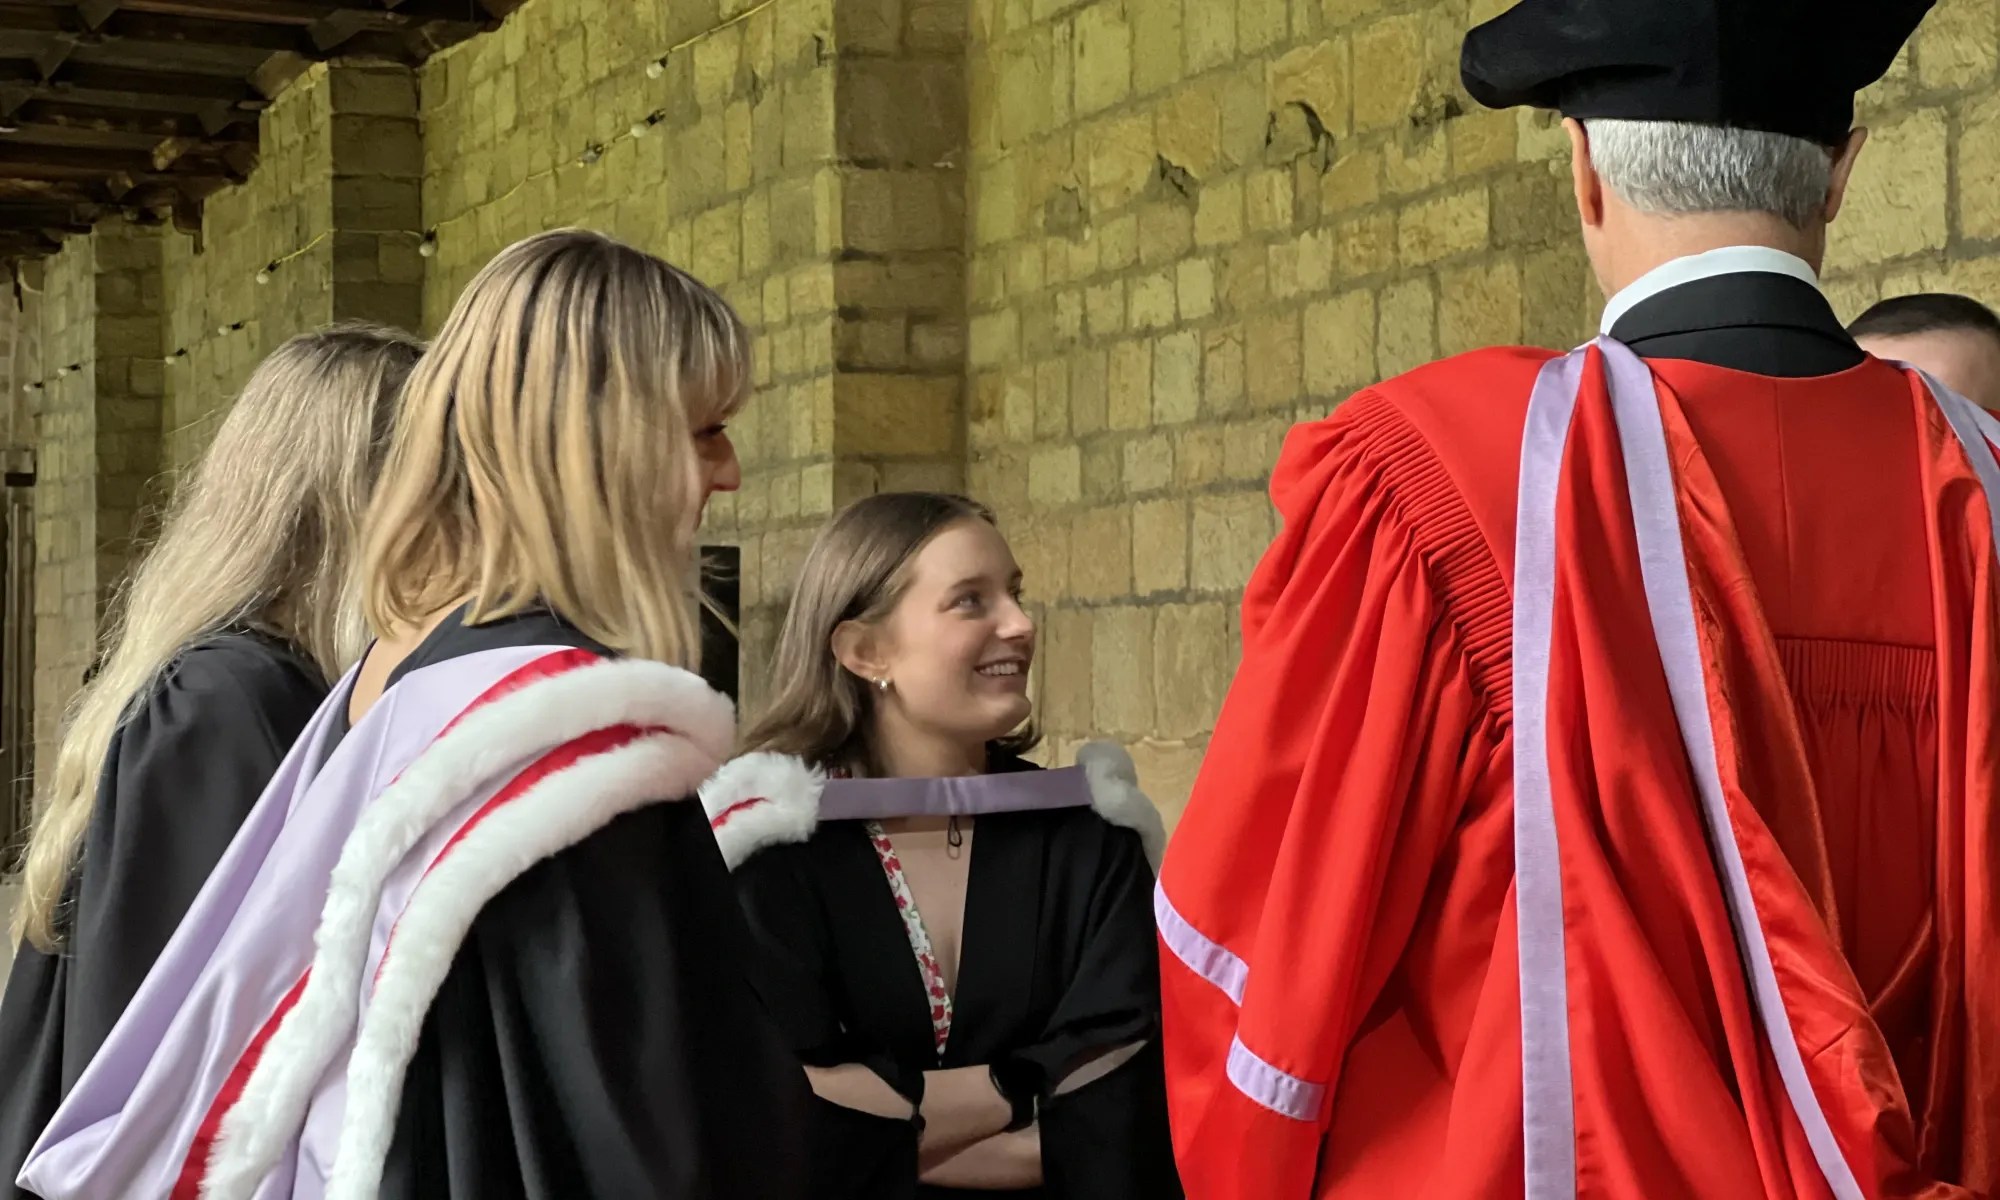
[1460,0,1935,146]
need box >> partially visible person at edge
[1852,291,2000,410]
[1155,0,2000,1196]
[0,323,423,1200]
[699,491,1181,1199]
[15,230,811,1200]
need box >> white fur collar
[204,656,733,1200]
[700,741,1167,871]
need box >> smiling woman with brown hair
[703,491,1182,1200]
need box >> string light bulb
[417,230,438,258]
[255,261,276,285]
[646,58,667,79]
[578,143,604,166]
[632,109,667,138]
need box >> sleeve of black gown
[729,845,921,1200]
[380,799,815,1200]
[63,638,326,1085]
[1020,824,1184,1198]
[0,947,67,1200]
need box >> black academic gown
[731,757,1182,1200]
[370,609,812,1200]
[0,629,327,1200]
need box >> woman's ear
[831,620,889,687]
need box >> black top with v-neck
[731,756,1182,1199]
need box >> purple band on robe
[817,766,1093,821]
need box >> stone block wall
[1818,0,2000,318]
[24,62,423,811]
[13,0,2000,839]
[418,0,972,715]
[165,63,424,469]
[961,0,1597,817]
[32,222,167,788]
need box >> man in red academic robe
[1155,1,2000,1197]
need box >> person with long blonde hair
[0,323,422,1199]
[17,229,810,1200]
[700,492,1180,1199]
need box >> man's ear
[1824,126,1869,224]
[1566,118,1607,230]
[831,620,888,687]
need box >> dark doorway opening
[700,545,740,705]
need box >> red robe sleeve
[1156,393,1511,1199]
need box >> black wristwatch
[989,1059,1039,1132]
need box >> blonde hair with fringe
[360,228,749,672]
[15,322,424,950]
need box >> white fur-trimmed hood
[699,741,1167,871]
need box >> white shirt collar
[1598,245,1821,336]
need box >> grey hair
[1585,119,1836,230]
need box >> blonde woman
[699,492,1181,1199]
[18,230,810,1200]
[0,324,422,1198]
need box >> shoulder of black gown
[384,605,613,688]
[1007,806,1183,1198]
[377,607,812,1200]
[1010,802,1163,1083]
[0,944,65,1200]
[65,630,326,1086]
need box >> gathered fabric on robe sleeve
[0,632,325,1200]
[1155,390,1516,1200]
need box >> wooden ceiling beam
[119,1,343,25]
[0,140,234,180]
[0,200,100,227]
[13,96,254,141]
[105,11,297,52]
[59,62,259,103]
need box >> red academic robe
[1157,345,2000,1198]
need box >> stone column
[828,0,969,502]
[34,221,167,789]
[702,0,970,717]
[165,62,423,470]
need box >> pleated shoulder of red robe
[1256,345,1561,715]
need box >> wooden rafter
[0,0,511,263]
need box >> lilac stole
[17,645,580,1200]
[819,766,1093,821]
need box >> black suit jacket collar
[1606,271,1866,378]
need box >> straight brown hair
[740,492,1040,775]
